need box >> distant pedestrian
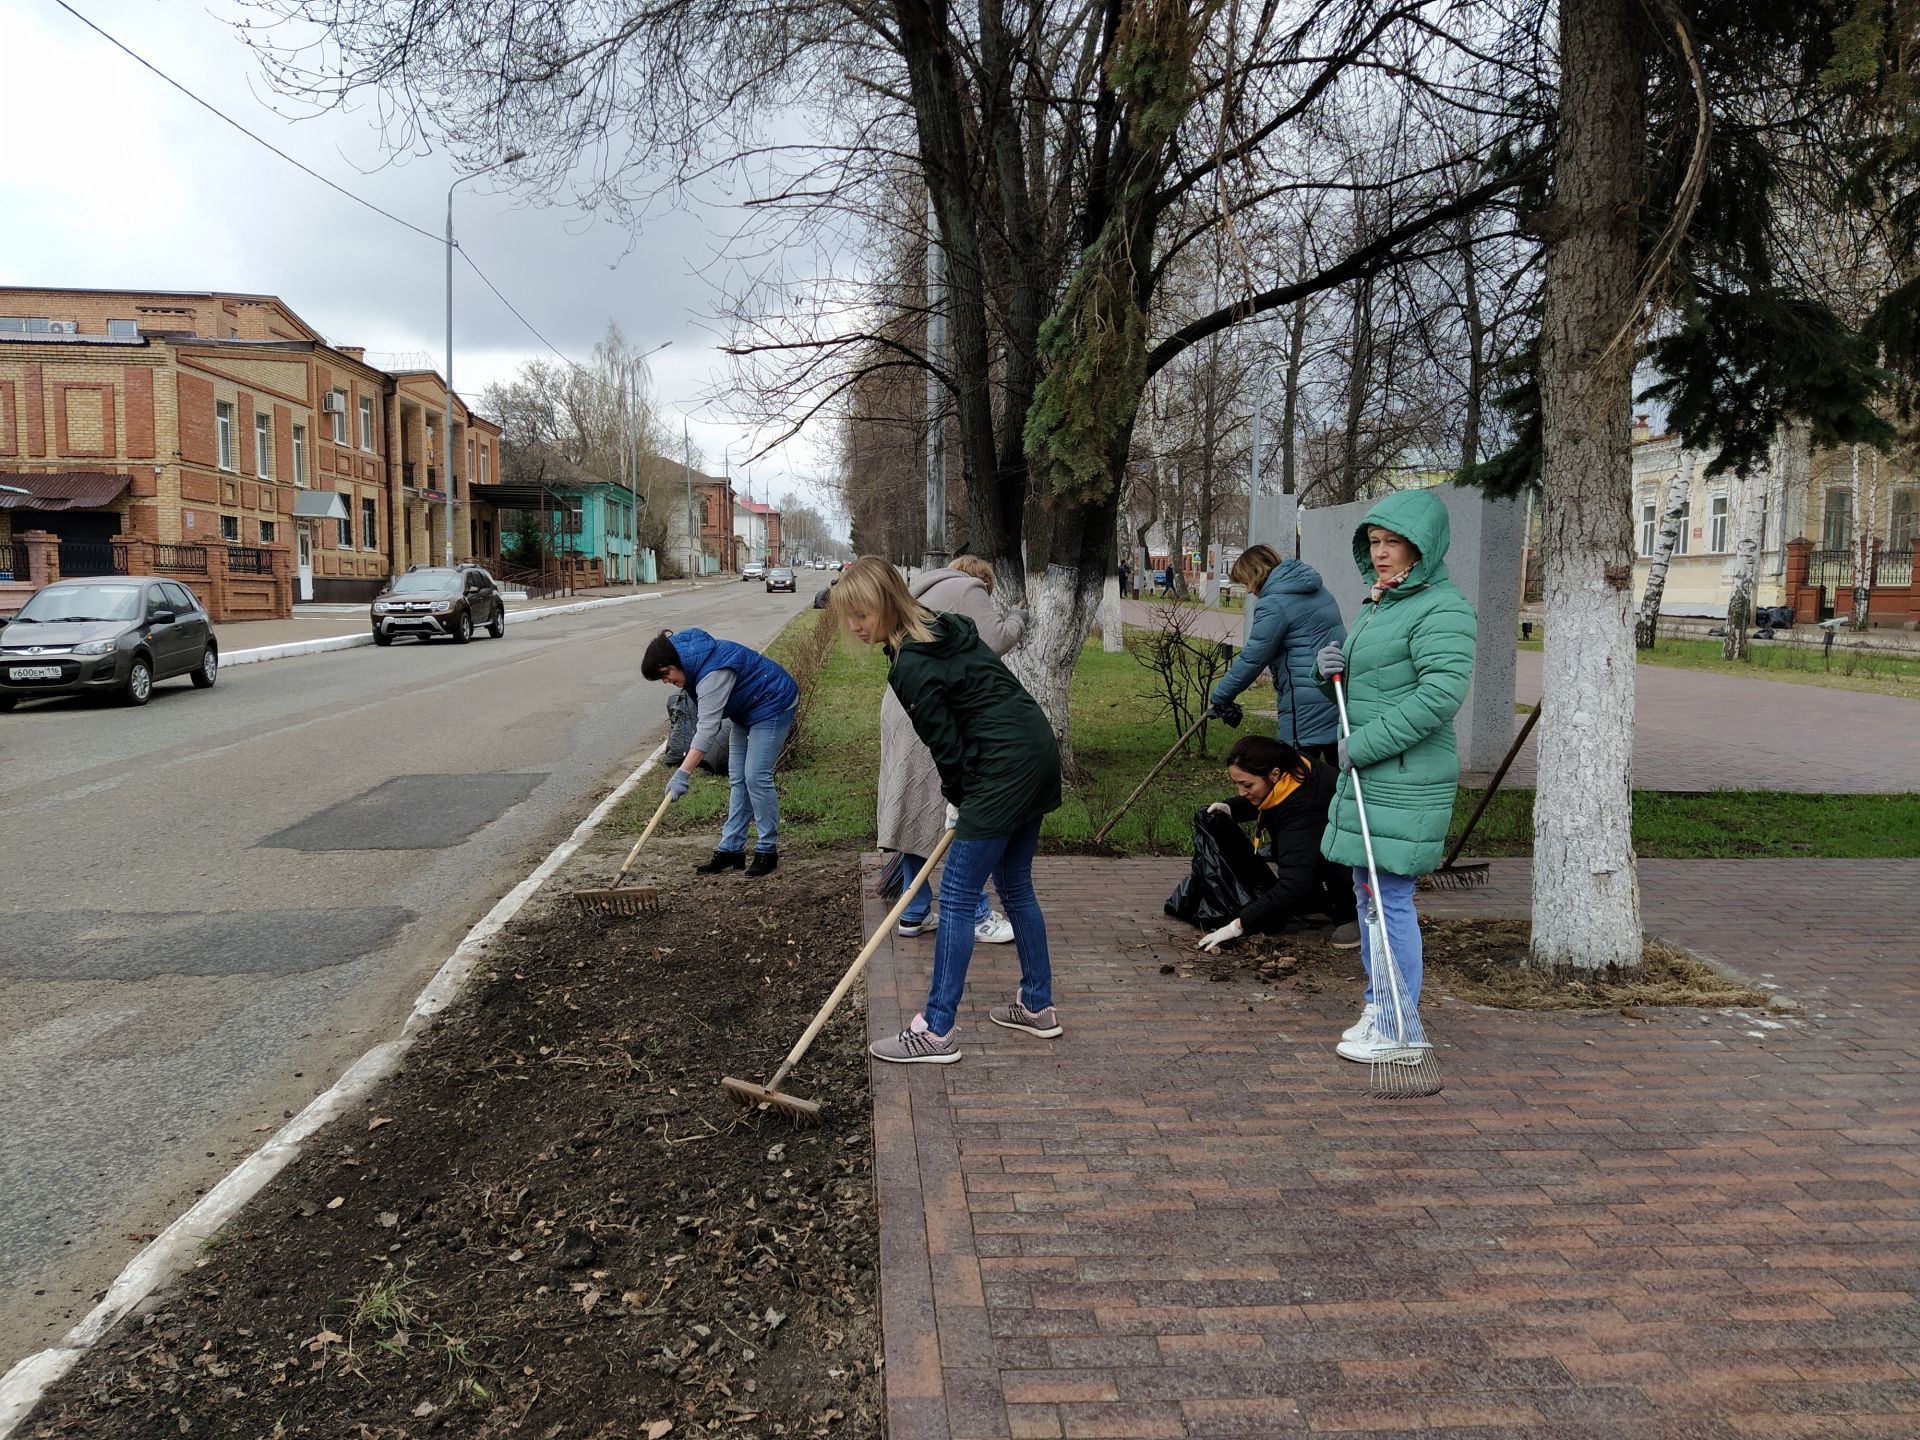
[643,627,799,877]
[834,556,1062,1064]
[1314,490,1476,1062]
[1118,559,1132,600]
[1206,543,1346,765]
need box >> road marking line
[223,591,666,666]
[0,739,668,1437]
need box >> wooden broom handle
[1441,701,1542,870]
[1094,713,1209,845]
[763,828,955,1093]
[611,790,675,885]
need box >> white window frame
[107,318,137,337]
[1674,498,1691,556]
[331,389,349,444]
[361,496,378,551]
[1821,489,1852,550]
[479,445,491,485]
[1708,493,1729,553]
[255,412,272,479]
[358,395,375,451]
[1638,498,1657,557]
[1891,489,1917,549]
[219,514,239,542]
[292,424,307,486]
[216,401,235,471]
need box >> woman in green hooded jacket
[1313,488,1477,1062]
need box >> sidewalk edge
[222,591,663,668]
[0,741,668,1437]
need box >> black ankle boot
[745,849,779,877]
[694,850,746,874]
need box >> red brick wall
[124,367,155,458]
[23,363,44,456]
[177,371,216,467]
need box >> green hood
[1350,487,1451,592]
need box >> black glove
[1205,699,1244,728]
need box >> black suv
[369,566,506,645]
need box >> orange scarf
[1257,759,1308,813]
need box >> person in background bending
[1206,543,1345,767]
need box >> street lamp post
[445,150,525,566]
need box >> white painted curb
[222,591,664,668]
[0,740,670,1436]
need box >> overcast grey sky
[1,0,834,515]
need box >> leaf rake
[571,790,672,918]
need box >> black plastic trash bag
[1164,807,1267,929]
[662,690,731,774]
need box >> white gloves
[1206,801,1233,817]
[945,802,960,831]
[1197,917,1244,953]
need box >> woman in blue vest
[642,628,799,876]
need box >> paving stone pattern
[1118,600,1920,794]
[867,856,1920,1438]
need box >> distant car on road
[765,566,797,594]
[742,562,768,582]
[370,565,505,646]
[0,576,218,710]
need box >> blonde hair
[831,556,937,647]
[1229,543,1281,593]
[952,554,995,591]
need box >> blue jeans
[1351,867,1422,1011]
[717,709,795,854]
[898,852,993,928]
[923,820,1051,1036]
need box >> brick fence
[0,529,293,621]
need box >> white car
[742,562,767,582]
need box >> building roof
[738,497,780,516]
[0,470,131,511]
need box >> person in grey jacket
[1207,544,1345,765]
[879,555,1026,943]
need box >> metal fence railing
[57,541,128,578]
[1875,547,1914,589]
[1806,547,1854,589]
[226,545,272,575]
[2,541,27,582]
[154,543,208,574]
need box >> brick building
[0,287,501,616]
[662,468,739,577]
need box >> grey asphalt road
[0,580,808,1365]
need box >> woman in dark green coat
[833,557,1063,1065]
[1313,488,1477,1063]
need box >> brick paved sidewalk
[1118,600,1920,793]
[867,856,1920,1439]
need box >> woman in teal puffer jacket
[1313,488,1477,1062]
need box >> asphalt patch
[1,907,415,981]
[258,772,547,851]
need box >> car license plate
[8,665,60,680]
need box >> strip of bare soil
[29,847,878,1440]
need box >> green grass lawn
[1517,634,1920,700]
[622,613,1919,861]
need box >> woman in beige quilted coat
[879,556,1026,942]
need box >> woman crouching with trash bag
[1171,735,1359,952]
[1314,488,1476,1063]
[833,556,1062,1065]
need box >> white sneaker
[974,910,1015,944]
[896,910,940,938]
[1341,1003,1383,1042]
[1336,1020,1405,1063]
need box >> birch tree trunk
[1529,0,1644,975]
[1722,466,1763,661]
[1634,452,1694,648]
[1100,570,1124,653]
[1851,446,1872,628]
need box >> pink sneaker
[988,994,1062,1038]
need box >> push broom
[1092,706,1229,846]
[571,790,672,917]
[723,829,954,1123]
[1332,675,1442,1099]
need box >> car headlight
[431,600,453,613]
[373,601,390,614]
[74,638,119,656]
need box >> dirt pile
[31,849,880,1440]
